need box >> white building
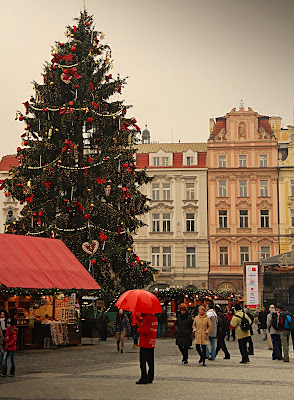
[134,143,209,290]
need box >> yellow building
[270,117,294,252]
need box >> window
[261,246,270,259]
[260,180,268,197]
[186,247,196,267]
[186,156,194,166]
[162,157,169,166]
[259,155,268,167]
[219,210,227,228]
[186,183,195,200]
[219,181,227,197]
[152,247,160,267]
[152,214,160,232]
[163,247,171,267]
[239,180,247,197]
[260,210,269,228]
[291,180,294,197]
[162,183,170,200]
[153,157,160,167]
[240,247,249,264]
[162,213,171,232]
[219,247,228,265]
[151,183,160,201]
[239,210,248,228]
[291,210,294,228]
[218,155,226,168]
[186,213,195,232]
[239,155,247,167]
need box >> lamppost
[256,251,263,307]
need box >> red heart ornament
[82,240,99,255]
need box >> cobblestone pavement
[1,332,294,400]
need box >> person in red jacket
[131,312,143,349]
[136,313,158,384]
[1,318,18,377]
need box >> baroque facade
[207,105,279,293]
[134,143,209,289]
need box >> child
[1,318,18,377]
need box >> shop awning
[0,234,100,290]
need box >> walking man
[277,304,293,362]
[215,305,230,359]
[230,303,252,364]
[206,303,217,361]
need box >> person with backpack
[215,305,230,359]
[276,304,293,362]
[230,303,252,364]
[267,304,282,360]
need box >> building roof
[136,143,207,153]
[0,155,19,171]
[0,234,101,290]
[262,251,293,267]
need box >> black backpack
[271,312,279,330]
[236,312,251,331]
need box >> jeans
[139,347,154,383]
[271,334,282,360]
[2,351,15,370]
[157,323,165,338]
[238,336,249,362]
[132,326,139,345]
[280,330,290,361]
[206,337,216,359]
[227,329,235,341]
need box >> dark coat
[99,311,110,329]
[258,311,267,329]
[217,312,229,338]
[175,312,193,347]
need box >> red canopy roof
[0,234,100,290]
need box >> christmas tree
[3,10,155,297]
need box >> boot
[8,368,15,377]
[0,367,7,377]
[117,342,120,352]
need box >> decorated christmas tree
[3,10,154,297]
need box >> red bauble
[102,258,105,261]
[33,212,37,217]
[88,157,93,163]
[91,259,97,265]
[68,101,74,106]
[64,199,68,202]
[5,192,9,197]
[17,183,21,187]
[71,46,77,52]
[60,43,64,46]
[87,117,93,123]
[65,111,69,114]
[24,141,28,146]
[52,65,57,70]
[84,214,90,220]
[20,200,24,204]
[19,116,24,121]
[17,147,21,152]
[44,108,48,112]
[122,163,128,168]
[75,84,79,89]
[68,236,72,239]
[26,124,31,129]
[86,22,90,26]
[144,268,147,272]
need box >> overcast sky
[1,0,294,158]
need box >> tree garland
[0,284,103,298]
[153,288,237,301]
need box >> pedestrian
[136,313,158,384]
[175,303,193,364]
[225,309,236,341]
[230,303,252,364]
[205,303,217,361]
[1,318,18,377]
[131,311,142,349]
[156,306,167,338]
[254,308,261,334]
[258,306,268,340]
[245,308,254,355]
[215,305,230,359]
[276,304,293,362]
[113,309,131,353]
[193,305,212,367]
[0,310,8,370]
[99,307,109,341]
[267,304,282,360]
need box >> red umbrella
[115,289,163,314]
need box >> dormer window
[186,156,194,166]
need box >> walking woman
[113,309,131,353]
[193,305,212,366]
[175,303,193,364]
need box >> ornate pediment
[150,202,173,211]
[152,175,172,182]
[216,200,230,209]
[257,238,272,246]
[237,238,251,245]
[216,238,230,245]
[182,204,198,211]
[236,199,251,209]
[257,199,272,209]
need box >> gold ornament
[88,188,91,192]
[50,81,54,86]
[58,160,62,164]
[70,34,74,37]
[90,203,95,207]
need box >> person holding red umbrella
[136,313,158,384]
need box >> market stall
[0,234,101,349]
